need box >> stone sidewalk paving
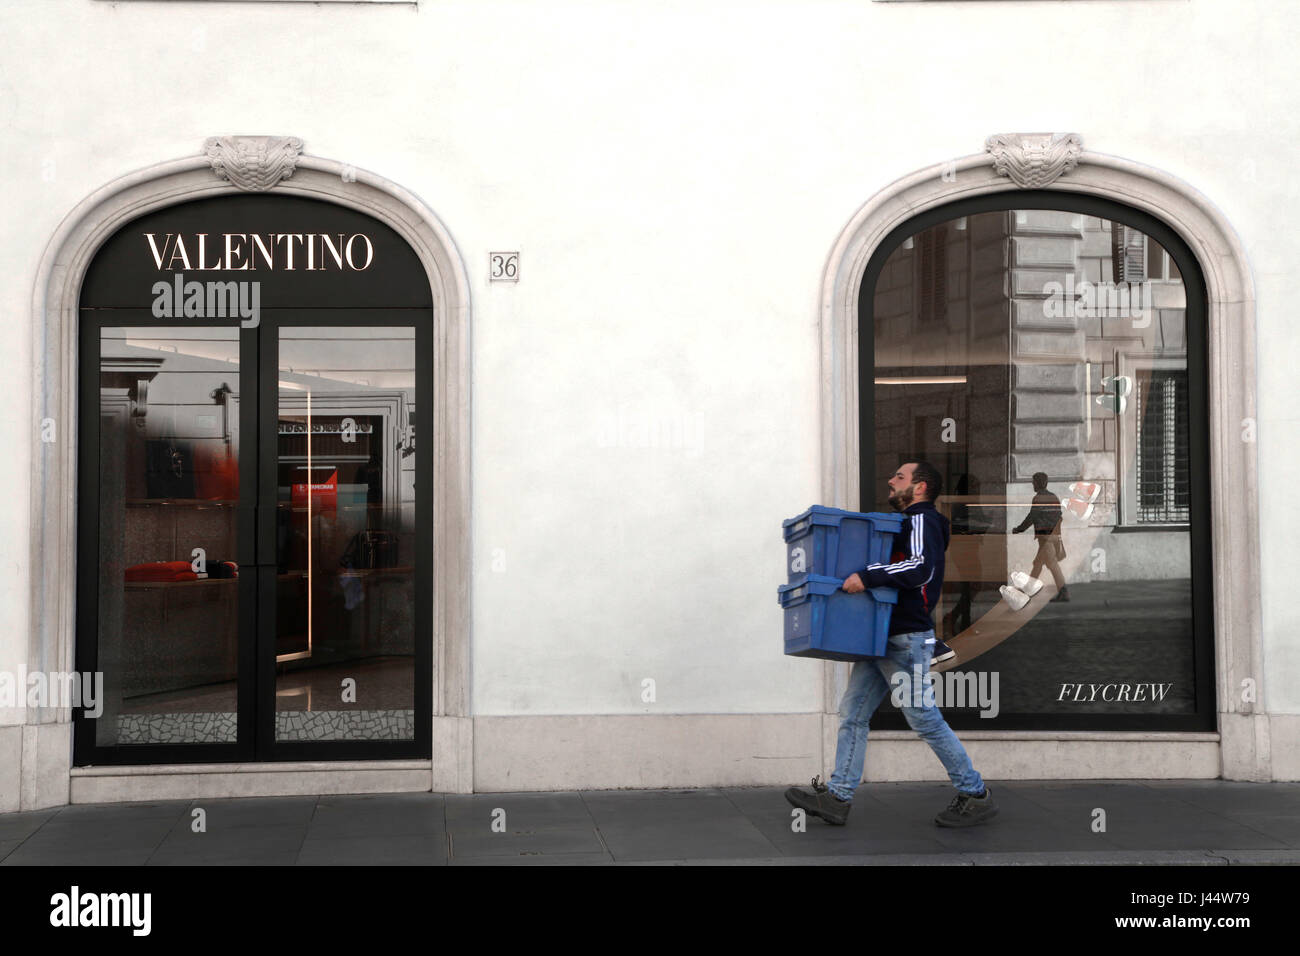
[1,779,1297,866]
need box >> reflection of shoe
[999,585,1030,610]
[1065,482,1102,522]
[934,788,999,828]
[784,776,851,826]
[1010,571,1043,597]
[1069,481,1101,504]
[931,639,956,666]
[1050,587,1071,603]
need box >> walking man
[1012,471,1068,602]
[784,461,998,827]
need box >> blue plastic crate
[777,573,898,661]
[782,506,905,582]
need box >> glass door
[261,321,424,754]
[77,314,431,763]
[77,321,256,762]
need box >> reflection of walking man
[1012,472,1069,602]
[945,473,990,635]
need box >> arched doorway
[25,140,472,803]
[76,192,433,762]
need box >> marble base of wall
[859,731,1221,782]
[471,713,822,792]
[70,760,434,805]
[477,714,1224,790]
[0,722,72,812]
[0,725,20,812]
[5,712,1298,812]
[1265,714,1300,780]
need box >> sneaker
[784,775,851,826]
[931,639,956,666]
[1050,586,1071,603]
[934,787,999,828]
[1009,571,1043,597]
[999,584,1030,610]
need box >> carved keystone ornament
[204,136,304,192]
[985,132,1083,188]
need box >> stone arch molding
[27,137,473,787]
[819,132,1267,779]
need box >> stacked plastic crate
[777,506,905,660]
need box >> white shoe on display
[999,585,1030,611]
[1009,571,1043,597]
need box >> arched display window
[858,191,1214,731]
[74,193,433,763]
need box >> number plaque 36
[489,252,519,282]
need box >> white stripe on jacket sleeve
[867,512,926,575]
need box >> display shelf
[125,498,238,507]
[124,577,238,591]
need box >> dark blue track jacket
[854,500,949,636]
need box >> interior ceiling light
[873,375,968,385]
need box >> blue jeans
[828,628,985,801]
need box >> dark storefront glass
[274,328,416,741]
[76,193,432,764]
[95,327,241,745]
[862,200,1212,730]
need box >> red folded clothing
[125,561,198,583]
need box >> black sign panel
[80,193,433,310]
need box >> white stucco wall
[0,0,1295,727]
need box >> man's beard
[888,485,915,511]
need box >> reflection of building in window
[1111,222,1146,283]
[1147,237,1182,283]
[1135,368,1190,523]
[1113,221,1183,284]
[916,224,947,325]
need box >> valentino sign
[145,231,377,328]
[143,232,376,272]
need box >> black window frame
[73,199,434,766]
[858,191,1215,733]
